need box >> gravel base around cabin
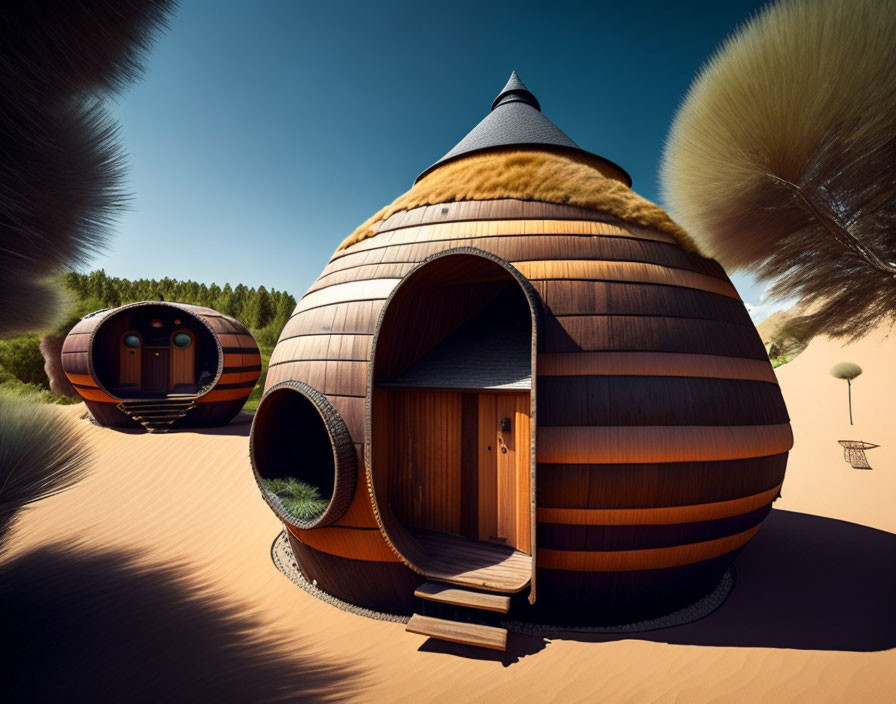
[271,530,735,634]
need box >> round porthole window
[172,332,192,348]
[249,381,357,530]
[123,334,141,348]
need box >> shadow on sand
[0,545,363,702]
[557,509,896,652]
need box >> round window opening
[123,334,141,348]
[251,383,355,529]
[172,332,192,348]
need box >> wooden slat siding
[460,393,479,540]
[321,236,725,281]
[334,462,380,529]
[60,352,90,375]
[537,424,794,464]
[538,455,788,509]
[198,388,255,403]
[263,360,366,398]
[538,525,761,572]
[326,395,365,443]
[65,372,97,387]
[514,260,739,300]
[336,218,681,261]
[70,386,118,403]
[533,280,752,324]
[373,199,614,233]
[308,262,419,293]
[543,316,769,360]
[286,523,401,562]
[380,389,463,536]
[294,279,400,314]
[539,351,778,384]
[268,333,371,367]
[286,535,419,614]
[537,505,772,552]
[537,376,789,427]
[62,333,91,354]
[538,483,782,526]
[280,300,384,338]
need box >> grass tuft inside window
[261,477,329,520]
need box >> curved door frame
[365,247,541,601]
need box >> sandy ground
[2,324,894,703]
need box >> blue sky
[98,0,780,318]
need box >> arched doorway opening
[368,250,538,594]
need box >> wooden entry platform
[410,529,531,593]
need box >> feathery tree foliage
[830,362,863,425]
[0,0,176,336]
[0,1,176,548]
[661,0,896,341]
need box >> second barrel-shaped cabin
[250,73,792,638]
[63,301,260,431]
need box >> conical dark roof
[416,71,631,185]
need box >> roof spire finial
[492,71,541,112]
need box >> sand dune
[2,324,894,702]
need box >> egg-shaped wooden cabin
[251,73,791,641]
[63,301,260,431]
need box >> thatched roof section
[338,149,698,253]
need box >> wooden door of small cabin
[477,392,531,552]
[142,347,170,393]
[119,332,142,388]
[169,329,196,390]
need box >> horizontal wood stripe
[373,199,619,232]
[62,335,91,354]
[198,388,255,403]
[263,360,366,397]
[533,279,751,323]
[544,316,768,360]
[538,525,760,572]
[65,372,96,387]
[295,279,400,314]
[72,386,118,403]
[286,524,400,562]
[537,424,794,463]
[539,351,778,383]
[538,454,788,509]
[338,219,680,259]
[537,483,782,526]
[282,300,384,337]
[269,333,372,367]
[322,235,725,281]
[537,505,771,552]
[538,376,788,427]
[217,371,261,385]
[514,260,740,299]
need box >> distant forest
[62,270,296,346]
[0,271,297,408]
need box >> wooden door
[477,392,531,552]
[119,333,141,388]
[142,348,170,393]
[169,329,196,389]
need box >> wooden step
[405,614,507,651]
[415,582,510,613]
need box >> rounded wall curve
[364,248,541,589]
[270,198,791,622]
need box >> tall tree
[661,0,896,340]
